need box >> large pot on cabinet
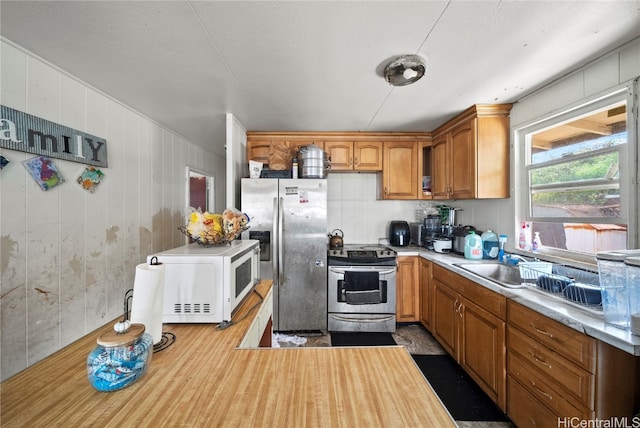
[298,144,330,178]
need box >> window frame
[514,80,639,262]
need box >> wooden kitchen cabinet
[247,139,272,165]
[431,104,512,200]
[507,300,640,424]
[419,257,432,329]
[325,141,382,171]
[380,141,418,199]
[396,256,420,322]
[417,137,434,200]
[431,264,507,410]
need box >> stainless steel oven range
[327,245,397,333]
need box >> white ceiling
[1,1,640,156]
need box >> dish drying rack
[518,262,603,311]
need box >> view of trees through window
[526,101,628,254]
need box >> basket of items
[179,207,249,246]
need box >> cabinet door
[247,139,271,165]
[450,120,476,199]
[396,256,419,322]
[354,141,382,171]
[460,298,506,410]
[432,279,459,358]
[431,134,450,199]
[325,141,353,170]
[419,257,432,329]
[381,141,417,199]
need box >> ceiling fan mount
[383,55,426,86]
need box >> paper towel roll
[130,262,165,344]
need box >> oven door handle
[329,314,396,323]
[328,267,395,275]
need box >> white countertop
[391,245,640,356]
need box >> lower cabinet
[419,257,432,330]
[507,300,639,424]
[422,263,640,422]
[396,256,420,322]
[431,264,507,411]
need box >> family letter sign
[0,105,108,167]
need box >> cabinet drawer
[508,300,596,372]
[507,375,590,428]
[463,279,506,320]
[507,327,594,409]
[432,264,464,294]
[508,339,593,413]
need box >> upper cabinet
[381,141,418,199]
[246,104,511,200]
[430,104,512,200]
[325,141,383,171]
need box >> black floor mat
[330,332,397,347]
[412,354,509,422]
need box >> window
[516,85,638,258]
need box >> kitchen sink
[453,262,527,288]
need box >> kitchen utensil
[328,229,344,248]
[298,144,330,178]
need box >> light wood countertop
[1,281,456,427]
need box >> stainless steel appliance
[148,239,260,324]
[327,245,397,333]
[453,225,476,255]
[409,222,424,246]
[241,178,327,332]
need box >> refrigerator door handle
[278,196,284,285]
[272,197,279,285]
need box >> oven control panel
[327,245,396,265]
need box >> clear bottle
[532,232,542,253]
[292,158,299,179]
[518,222,527,249]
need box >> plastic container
[498,234,507,262]
[518,222,527,249]
[87,323,153,392]
[481,230,499,259]
[532,232,542,253]
[464,231,483,260]
[625,256,640,335]
[597,250,640,329]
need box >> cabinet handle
[530,324,567,344]
[528,351,552,369]
[528,417,537,427]
[529,379,553,401]
[353,156,357,166]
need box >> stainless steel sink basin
[453,262,526,288]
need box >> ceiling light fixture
[383,54,426,86]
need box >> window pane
[531,131,626,165]
[530,151,619,187]
[532,189,620,218]
[531,221,627,253]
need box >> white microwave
[147,239,260,324]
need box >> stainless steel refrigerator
[241,178,327,332]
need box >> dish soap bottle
[532,232,542,253]
[464,231,483,260]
